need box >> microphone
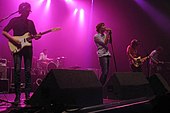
[105,28,112,43]
[105,28,112,31]
[137,40,142,45]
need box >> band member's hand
[105,28,112,31]
[141,59,145,63]
[158,61,164,64]
[34,33,42,40]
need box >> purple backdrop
[0,0,170,76]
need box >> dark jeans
[99,56,110,86]
[13,46,32,97]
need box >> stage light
[135,0,170,35]
[79,8,84,22]
[65,0,73,3]
[73,8,78,15]
[37,0,44,6]
[45,0,51,11]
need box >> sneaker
[25,93,30,99]
[13,96,20,106]
[24,94,30,105]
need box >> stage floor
[0,92,118,113]
[0,92,153,113]
[0,92,33,113]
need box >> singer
[94,22,111,86]
[2,2,41,105]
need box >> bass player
[126,39,149,72]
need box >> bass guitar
[8,27,61,53]
[132,56,150,67]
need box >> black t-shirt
[3,16,37,36]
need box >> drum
[47,61,57,72]
[36,78,42,86]
[37,60,49,70]
[55,56,66,68]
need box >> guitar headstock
[51,27,62,32]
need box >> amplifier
[0,58,7,66]
[0,66,7,79]
[0,58,7,79]
[0,79,9,93]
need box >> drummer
[38,49,53,61]
[37,49,53,71]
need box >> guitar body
[132,56,149,67]
[8,27,61,53]
[8,32,32,53]
[132,56,142,67]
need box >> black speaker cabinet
[148,73,170,96]
[103,72,154,100]
[29,69,103,109]
[150,92,170,113]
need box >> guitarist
[149,46,164,77]
[2,2,41,105]
[126,39,143,72]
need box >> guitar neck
[142,56,149,60]
[40,29,52,35]
[33,27,61,37]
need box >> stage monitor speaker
[29,69,103,109]
[148,73,170,96]
[103,72,154,100]
[150,92,170,113]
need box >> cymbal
[38,58,53,61]
[56,56,66,60]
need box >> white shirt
[39,52,48,60]
[149,50,159,66]
[94,33,111,57]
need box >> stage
[0,70,170,113]
[0,92,154,113]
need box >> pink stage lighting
[65,0,73,3]
[73,8,78,15]
[79,8,84,23]
[45,0,51,11]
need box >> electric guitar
[8,27,61,53]
[132,56,150,67]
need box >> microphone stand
[0,11,18,23]
[0,11,19,105]
[109,31,118,72]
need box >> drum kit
[32,56,66,86]
[36,56,66,74]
